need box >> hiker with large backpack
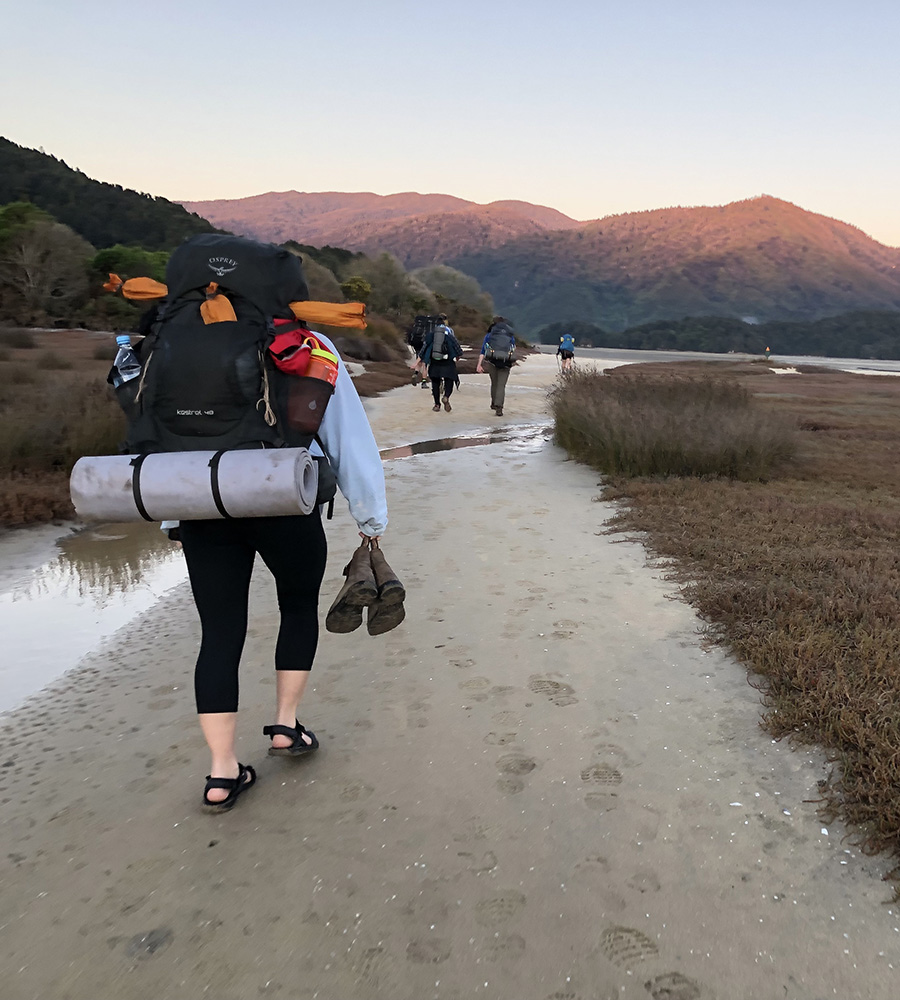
[476,316,517,415]
[557,332,576,372]
[417,313,462,412]
[97,235,388,812]
[407,314,439,388]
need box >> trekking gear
[407,314,440,352]
[432,404,441,411]
[484,323,515,367]
[263,720,319,757]
[366,540,406,636]
[202,763,256,813]
[442,396,452,412]
[559,333,575,352]
[325,538,379,633]
[325,538,406,636]
[70,447,319,522]
[102,235,348,514]
[431,325,450,361]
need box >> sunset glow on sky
[3,0,898,244]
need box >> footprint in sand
[483,932,525,962]
[528,675,578,707]
[574,854,611,875]
[496,753,537,775]
[583,791,619,812]
[406,938,452,964]
[627,868,662,894]
[338,781,374,803]
[474,890,527,927]
[598,925,659,969]
[483,731,517,746]
[581,763,623,786]
[458,850,498,874]
[644,972,702,1000]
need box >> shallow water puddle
[0,522,186,713]
[379,422,552,460]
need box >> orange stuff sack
[289,301,367,329]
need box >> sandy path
[1,358,897,1000]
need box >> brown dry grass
[556,359,900,890]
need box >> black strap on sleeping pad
[129,454,153,522]
[208,449,233,518]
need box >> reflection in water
[1,522,187,714]
[29,522,179,602]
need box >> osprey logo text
[208,256,238,277]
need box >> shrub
[92,343,117,361]
[0,328,36,349]
[550,368,795,480]
[0,375,123,476]
[35,350,73,370]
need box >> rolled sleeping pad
[70,448,319,522]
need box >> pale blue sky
[3,0,898,244]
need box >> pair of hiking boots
[325,538,406,635]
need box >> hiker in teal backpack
[476,316,516,415]
[557,333,575,372]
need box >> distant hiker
[102,235,387,813]
[418,313,462,412]
[476,316,517,416]
[557,333,575,372]
[408,314,439,387]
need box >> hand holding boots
[325,537,406,636]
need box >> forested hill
[0,138,220,250]
[450,197,900,333]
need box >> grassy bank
[551,361,900,890]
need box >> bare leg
[270,671,314,749]
[199,712,239,803]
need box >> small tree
[0,204,93,322]
[340,275,372,303]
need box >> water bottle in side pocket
[111,334,141,388]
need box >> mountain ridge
[180,190,581,252]
[447,196,900,331]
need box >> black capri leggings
[179,512,327,714]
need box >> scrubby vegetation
[552,360,900,887]
[550,368,795,479]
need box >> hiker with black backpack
[418,313,462,412]
[407,314,438,388]
[476,316,517,415]
[96,235,388,813]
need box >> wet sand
[1,357,898,1000]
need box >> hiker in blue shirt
[476,316,516,416]
[418,313,462,412]
[557,333,575,372]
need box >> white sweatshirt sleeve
[311,332,388,537]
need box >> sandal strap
[263,724,299,740]
[204,774,239,791]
